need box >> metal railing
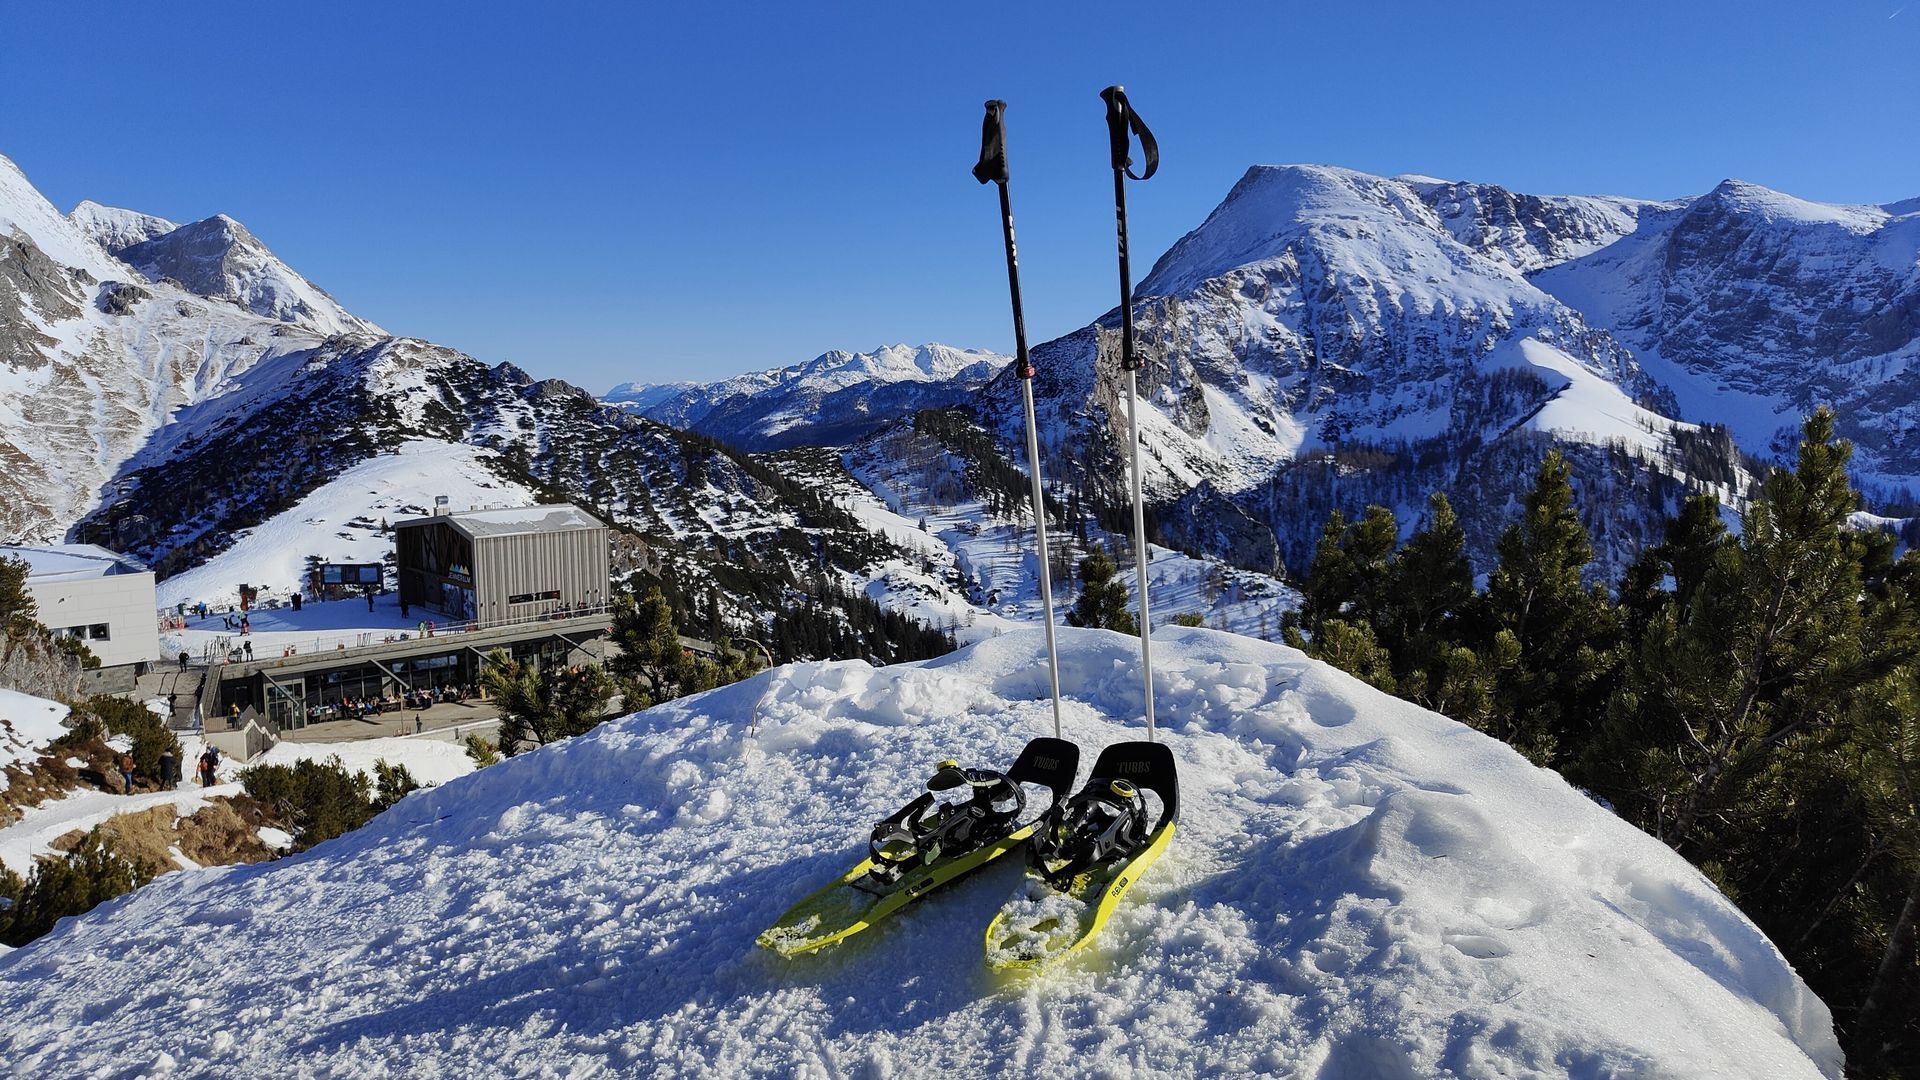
[192,601,616,670]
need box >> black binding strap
[1100,86,1158,181]
[973,99,1009,186]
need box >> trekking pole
[974,99,1064,741]
[1099,84,1160,741]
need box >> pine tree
[0,829,156,947]
[609,587,686,700]
[1598,411,1872,850]
[1663,493,1728,620]
[1289,510,1350,634]
[1301,619,1397,692]
[1067,546,1137,635]
[1377,493,1474,701]
[1288,505,1398,639]
[0,556,40,650]
[1847,648,1920,1068]
[481,650,613,751]
[1344,505,1400,629]
[1619,493,1727,642]
[1482,450,1623,766]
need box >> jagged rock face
[0,230,83,369]
[1410,179,1671,274]
[94,280,151,316]
[970,165,1706,577]
[613,343,1011,451]
[115,214,379,338]
[1536,181,1920,494]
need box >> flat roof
[393,503,607,541]
[0,543,149,582]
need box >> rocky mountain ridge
[0,154,360,544]
[607,342,1010,451]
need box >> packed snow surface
[0,629,1837,1077]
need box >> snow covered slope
[153,438,535,608]
[0,154,377,543]
[1535,180,1920,496]
[975,164,1714,577]
[610,343,1010,450]
[0,689,68,795]
[0,629,1838,1078]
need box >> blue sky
[4,2,1915,391]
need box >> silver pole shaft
[1020,378,1064,739]
[1124,367,1156,739]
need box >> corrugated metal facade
[471,527,610,623]
[394,505,609,624]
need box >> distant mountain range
[605,343,1009,451]
[2,150,1913,642]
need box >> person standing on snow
[158,749,176,791]
[119,753,135,794]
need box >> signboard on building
[318,563,384,587]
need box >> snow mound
[0,629,1838,1078]
[249,735,477,789]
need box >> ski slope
[0,628,1835,1077]
[156,439,534,610]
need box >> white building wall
[28,571,162,668]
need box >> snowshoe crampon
[757,737,1078,957]
[984,740,1178,971]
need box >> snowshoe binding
[984,740,1178,971]
[758,736,1079,957]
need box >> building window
[87,624,111,641]
[507,590,561,605]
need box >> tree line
[1281,409,1917,1076]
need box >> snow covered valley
[0,628,1838,1078]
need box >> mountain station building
[393,503,610,624]
[209,503,619,729]
[1,543,161,669]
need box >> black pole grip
[973,99,1009,185]
[1099,85,1159,182]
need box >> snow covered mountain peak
[1137,164,1456,298]
[1694,177,1893,232]
[799,341,1003,386]
[114,211,381,338]
[0,154,124,278]
[66,199,179,254]
[611,342,1011,450]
